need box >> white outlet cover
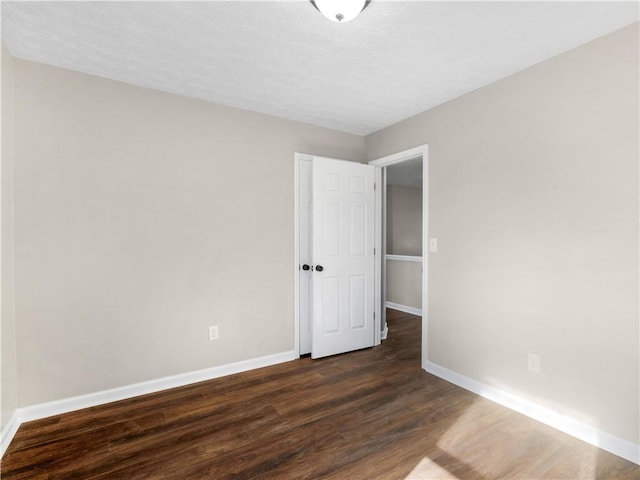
[209,326,219,341]
[528,353,540,373]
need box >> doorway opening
[294,146,428,368]
[369,145,428,369]
[384,157,423,318]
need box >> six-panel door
[311,157,375,359]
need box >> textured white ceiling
[2,1,638,135]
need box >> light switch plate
[429,238,438,252]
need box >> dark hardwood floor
[2,310,638,479]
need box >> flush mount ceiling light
[311,0,371,23]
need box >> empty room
[1,1,639,479]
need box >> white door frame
[293,153,382,357]
[294,148,428,361]
[369,145,429,370]
[293,152,311,357]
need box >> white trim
[386,302,422,316]
[381,166,387,337]
[386,254,422,263]
[369,145,425,168]
[374,166,383,346]
[293,154,303,357]
[421,146,429,370]
[425,361,640,465]
[0,350,296,458]
[1,411,20,458]
[370,144,428,370]
[381,322,388,340]
[293,152,315,357]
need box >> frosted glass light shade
[311,0,369,23]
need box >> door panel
[350,203,366,256]
[323,202,340,257]
[311,157,375,359]
[349,275,366,329]
[322,276,340,334]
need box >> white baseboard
[386,301,422,316]
[2,350,297,457]
[1,411,21,458]
[381,322,389,340]
[424,361,640,465]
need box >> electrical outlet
[208,325,219,341]
[528,353,540,373]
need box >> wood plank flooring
[2,310,638,479]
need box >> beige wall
[1,43,18,431]
[367,23,639,445]
[11,59,365,406]
[386,260,422,311]
[386,184,422,256]
[386,184,422,309]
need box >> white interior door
[311,157,376,359]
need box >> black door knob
[302,264,310,271]
[315,265,324,272]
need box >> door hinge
[374,182,376,190]
[373,247,376,255]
